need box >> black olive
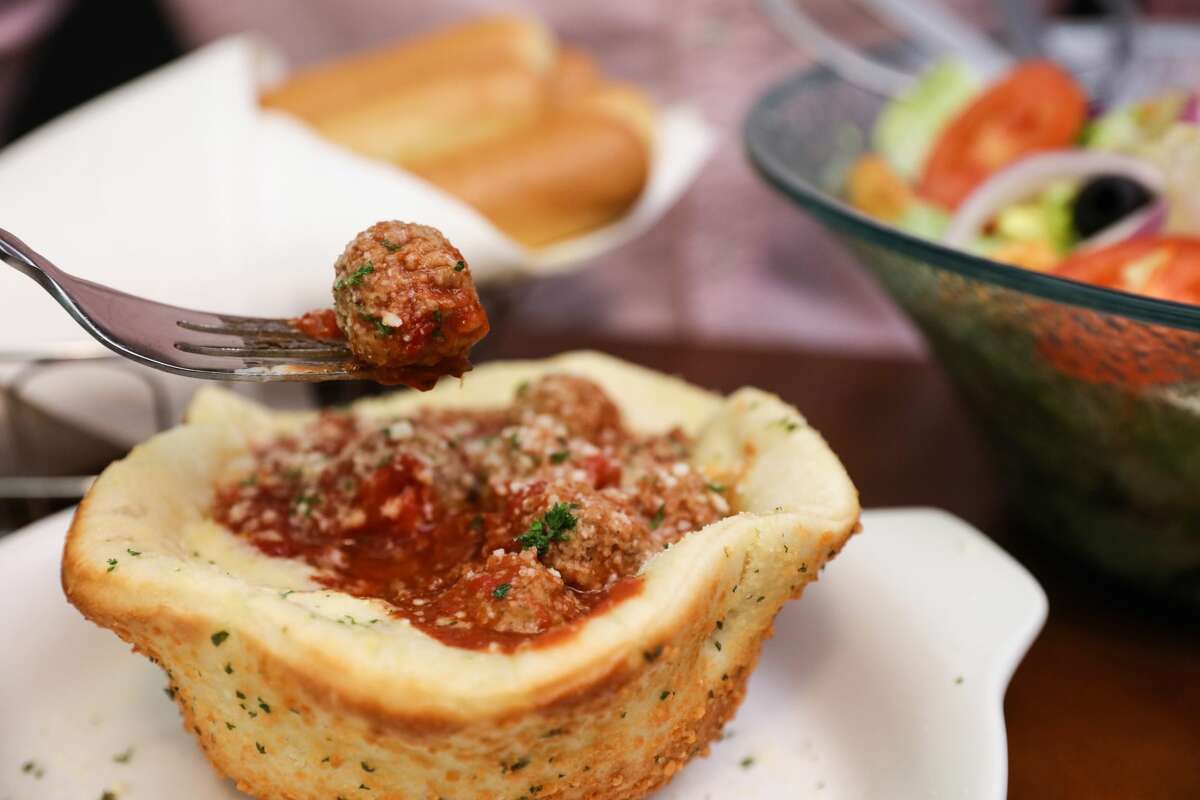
[1072,174,1154,238]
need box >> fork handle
[0,227,58,289]
[0,228,107,347]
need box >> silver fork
[1,228,364,381]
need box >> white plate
[0,507,1045,800]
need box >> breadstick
[261,14,555,121]
[311,61,549,166]
[548,47,601,101]
[413,83,654,246]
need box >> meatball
[512,375,622,443]
[342,416,481,520]
[505,481,652,591]
[621,430,728,546]
[427,550,584,635]
[629,465,727,547]
[332,221,489,375]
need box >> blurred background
[1,0,1188,356]
[1,1,1199,797]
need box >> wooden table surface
[481,330,1200,799]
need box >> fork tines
[176,316,350,361]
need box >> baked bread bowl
[63,352,859,800]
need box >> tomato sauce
[291,308,344,341]
[211,375,731,651]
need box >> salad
[846,59,1200,306]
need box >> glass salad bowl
[744,30,1200,611]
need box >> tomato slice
[1143,244,1200,306]
[918,61,1088,209]
[1053,236,1200,305]
[1040,237,1200,386]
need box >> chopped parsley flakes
[380,238,401,252]
[211,630,229,647]
[453,259,466,271]
[335,262,374,290]
[493,583,512,600]
[516,503,578,556]
[550,450,570,464]
[431,308,445,341]
[358,311,392,337]
[294,493,321,516]
[112,747,134,764]
[106,558,118,572]
[650,504,665,530]
[740,756,755,769]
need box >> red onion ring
[943,151,1166,249]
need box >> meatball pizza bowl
[62,351,859,800]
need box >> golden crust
[63,352,860,799]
